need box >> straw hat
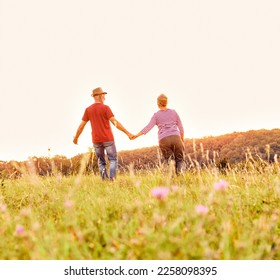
[91,87,107,97]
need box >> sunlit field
[0,161,279,260]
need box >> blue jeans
[93,141,117,180]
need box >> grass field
[0,161,279,260]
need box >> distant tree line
[0,153,99,179]
[1,129,280,179]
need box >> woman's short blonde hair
[157,94,168,106]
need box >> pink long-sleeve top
[141,109,184,141]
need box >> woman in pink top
[132,94,185,174]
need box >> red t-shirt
[82,103,114,143]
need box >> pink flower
[20,207,31,217]
[15,224,25,235]
[151,187,169,200]
[64,200,74,209]
[213,179,229,191]
[195,205,209,215]
[0,204,7,212]
[135,181,141,188]
[171,185,179,192]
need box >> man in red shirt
[73,87,132,180]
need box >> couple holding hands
[73,87,185,181]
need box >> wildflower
[213,179,229,191]
[0,204,7,212]
[32,222,41,231]
[131,238,139,245]
[195,204,209,215]
[64,200,74,209]
[20,207,31,217]
[15,224,25,236]
[151,187,169,200]
[171,185,179,192]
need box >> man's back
[82,103,114,143]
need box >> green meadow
[0,161,279,260]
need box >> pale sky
[1,0,279,161]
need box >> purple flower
[213,179,229,191]
[195,205,209,215]
[15,224,25,235]
[151,187,169,200]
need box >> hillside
[118,128,280,170]
[1,129,280,178]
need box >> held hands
[127,132,138,140]
[129,135,138,140]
